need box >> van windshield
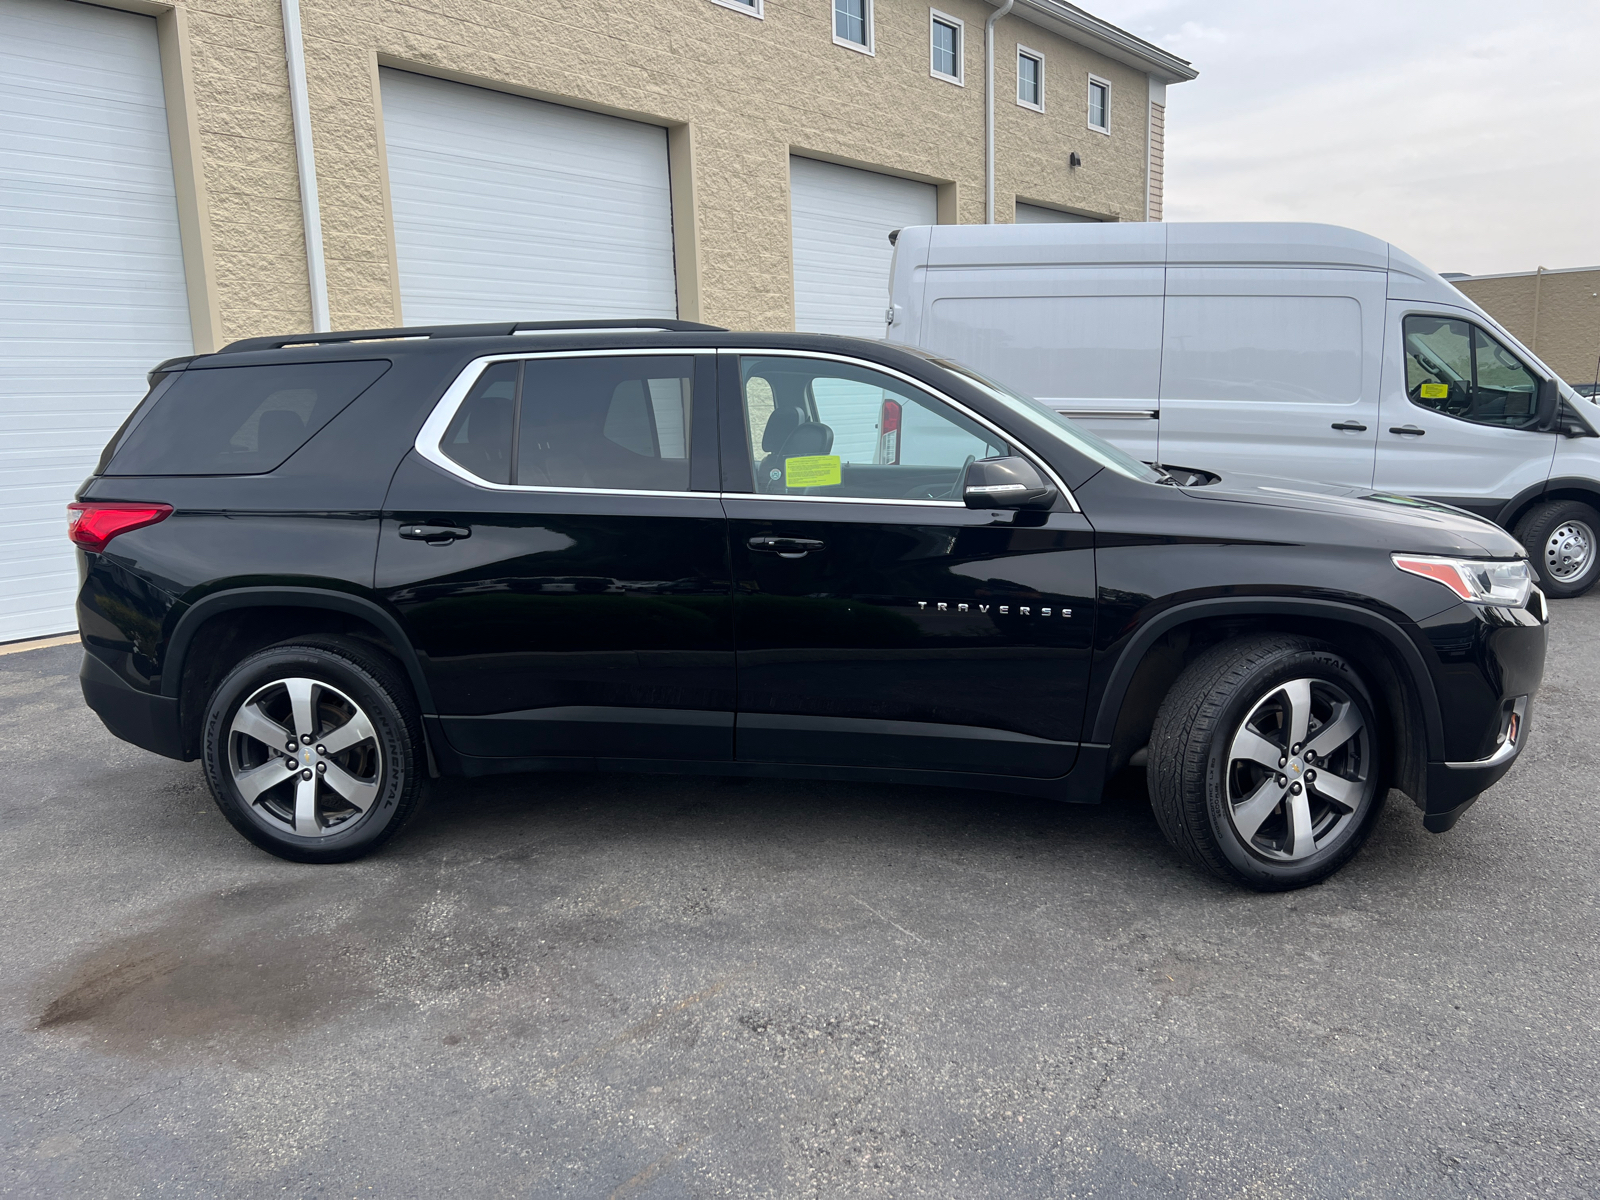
[926,356,1165,484]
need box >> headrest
[256,408,306,456]
[781,421,834,458]
[761,405,804,453]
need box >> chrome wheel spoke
[231,701,291,750]
[1282,678,1312,749]
[1306,702,1363,760]
[284,677,318,742]
[1232,776,1288,841]
[1286,789,1318,859]
[1311,770,1360,810]
[1231,728,1284,771]
[236,757,295,803]
[319,710,375,756]
[293,774,320,836]
[321,760,378,811]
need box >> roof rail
[217,318,727,354]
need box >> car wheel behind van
[1515,500,1600,599]
[1147,635,1384,891]
[201,637,426,863]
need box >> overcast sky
[1086,0,1600,276]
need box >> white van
[886,222,1600,596]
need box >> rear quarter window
[103,360,391,476]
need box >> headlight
[1392,554,1533,607]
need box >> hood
[1175,471,1524,558]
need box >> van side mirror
[1533,378,1559,432]
[962,456,1057,511]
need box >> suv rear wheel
[200,637,426,863]
[1148,635,1384,891]
[1514,499,1600,599]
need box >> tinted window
[437,357,696,491]
[1404,316,1541,428]
[105,360,390,475]
[738,356,1008,501]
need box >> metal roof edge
[1009,0,1198,83]
[1451,265,1600,283]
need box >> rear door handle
[1388,425,1427,437]
[399,523,471,544]
[1330,421,1368,432]
[748,536,825,559]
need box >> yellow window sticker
[785,455,842,488]
[1419,383,1449,399]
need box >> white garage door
[0,0,193,643]
[380,69,677,326]
[1016,202,1100,224]
[790,157,937,338]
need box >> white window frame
[708,0,763,16]
[1016,45,1044,111]
[833,0,874,55]
[929,10,964,85]
[1087,74,1111,134]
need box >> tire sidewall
[202,645,414,861]
[1519,501,1600,599]
[1202,646,1383,888]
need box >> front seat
[757,406,834,490]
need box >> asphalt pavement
[2,600,1598,1198]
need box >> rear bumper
[81,650,189,760]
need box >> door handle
[399,523,471,544]
[1388,425,1427,437]
[1330,421,1368,432]
[748,536,825,559]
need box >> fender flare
[1086,596,1445,759]
[1497,477,1600,531]
[162,586,436,714]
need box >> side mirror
[1533,378,1559,432]
[962,456,1057,511]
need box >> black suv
[73,320,1547,890]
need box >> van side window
[737,356,1008,501]
[1403,316,1540,428]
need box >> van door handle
[399,523,471,544]
[1330,421,1368,432]
[1388,425,1427,437]
[748,536,825,559]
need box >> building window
[1017,47,1043,110]
[709,0,763,16]
[834,0,872,53]
[1088,76,1110,133]
[930,11,963,84]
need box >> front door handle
[1330,421,1368,432]
[748,536,825,559]
[399,523,471,545]
[1388,425,1427,437]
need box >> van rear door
[1156,267,1386,484]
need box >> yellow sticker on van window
[785,455,842,488]
[1419,383,1449,399]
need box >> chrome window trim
[720,347,1079,511]
[414,346,1078,512]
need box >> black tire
[201,636,426,863]
[1514,499,1600,599]
[1148,635,1385,891]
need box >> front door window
[1404,316,1540,429]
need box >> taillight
[877,398,902,465]
[67,502,173,553]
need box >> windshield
[926,355,1165,484]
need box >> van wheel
[200,637,426,863]
[1148,635,1384,891]
[1515,500,1600,598]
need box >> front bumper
[81,649,189,760]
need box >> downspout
[281,0,330,331]
[985,0,1016,223]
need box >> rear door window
[105,360,390,475]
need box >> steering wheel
[901,455,974,501]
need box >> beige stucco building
[1452,267,1600,389]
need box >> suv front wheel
[201,637,426,863]
[1148,635,1385,890]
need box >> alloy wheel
[1225,677,1375,861]
[1543,520,1593,582]
[227,676,382,837]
